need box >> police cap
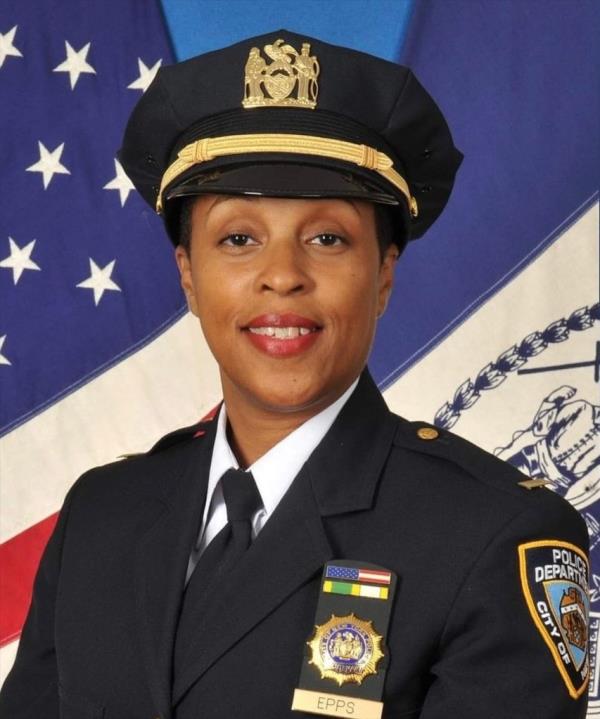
[119,29,463,247]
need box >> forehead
[189,194,375,224]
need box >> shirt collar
[206,377,360,520]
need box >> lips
[242,313,322,357]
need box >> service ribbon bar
[323,580,389,600]
[325,565,391,585]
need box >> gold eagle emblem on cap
[243,39,319,109]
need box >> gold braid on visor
[156,132,418,217]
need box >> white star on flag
[0,237,41,285]
[127,58,162,93]
[76,258,121,305]
[103,159,136,206]
[26,141,70,189]
[0,25,23,69]
[0,335,11,366]
[53,41,96,89]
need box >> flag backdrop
[1,0,598,711]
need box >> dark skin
[175,195,398,467]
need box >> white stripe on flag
[383,203,598,454]
[0,642,18,686]
[0,312,220,543]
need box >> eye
[220,233,258,247]
[308,233,346,247]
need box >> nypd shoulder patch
[518,540,590,698]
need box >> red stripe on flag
[358,569,391,584]
[0,513,58,647]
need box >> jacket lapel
[172,459,333,704]
[172,368,398,704]
[134,418,217,719]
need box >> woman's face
[175,194,397,416]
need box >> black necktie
[174,468,262,671]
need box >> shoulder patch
[518,539,590,698]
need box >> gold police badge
[308,613,384,686]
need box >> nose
[255,238,313,296]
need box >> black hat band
[156,132,418,217]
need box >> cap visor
[165,163,400,206]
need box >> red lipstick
[242,313,322,357]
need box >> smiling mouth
[242,314,323,356]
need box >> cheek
[191,264,251,337]
[325,266,381,336]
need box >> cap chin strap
[156,132,418,218]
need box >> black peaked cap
[119,29,463,245]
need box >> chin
[255,382,326,413]
[237,373,337,415]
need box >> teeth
[248,326,315,339]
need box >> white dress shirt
[188,377,359,572]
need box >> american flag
[0,1,179,437]
[0,0,223,679]
[326,565,392,586]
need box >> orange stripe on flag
[0,513,58,647]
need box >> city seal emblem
[307,613,384,686]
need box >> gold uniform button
[417,427,439,441]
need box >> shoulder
[387,414,586,538]
[69,417,216,505]
[391,413,547,499]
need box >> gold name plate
[292,688,383,719]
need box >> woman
[0,29,589,719]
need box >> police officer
[0,29,589,719]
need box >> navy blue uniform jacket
[0,370,589,718]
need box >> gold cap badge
[243,39,319,109]
[308,613,384,686]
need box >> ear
[174,245,199,316]
[376,244,398,318]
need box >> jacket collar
[307,368,398,516]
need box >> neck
[220,375,357,468]
[225,406,312,469]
